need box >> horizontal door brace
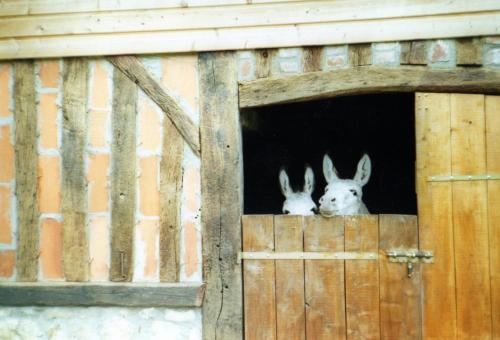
[238,251,378,263]
[427,174,500,182]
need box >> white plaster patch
[0,307,201,340]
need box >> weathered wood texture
[275,215,306,340]
[159,116,183,282]
[348,44,372,66]
[486,95,500,339]
[1,2,499,59]
[344,215,380,340]
[242,215,276,340]
[450,94,492,338]
[456,38,482,66]
[108,56,200,156]
[302,47,323,73]
[13,61,38,281]
[199,51,243,340]
[61,58,89,282]
[110,69,137,282]
[379,215,421,340]
[242,214,421,339]
[0,282,206,307]
[239,66,500,108]
[415,93,457,338]
[400,41,427,65]
[255,49,271,79]
[304,216,345,340]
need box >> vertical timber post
[199,51,243,340]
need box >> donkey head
[279,166,317,215]
[319,154,371,216]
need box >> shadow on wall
[242,93,416,215]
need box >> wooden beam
[108,56,200,157]
[110,68,137,282]
[1,11,500,60]
[13,61,38,281]
[199,51,243,340]
[3,1,500,38]
[61,58,89,282]
[0,282,206,307]
[239,66,500,108]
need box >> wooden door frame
[199,59,500,339]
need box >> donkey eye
[331,198,336,202]
[284,209,290,214]
[350,189,358,196]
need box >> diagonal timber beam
[108,55,200,156]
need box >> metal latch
[386,249,434,278]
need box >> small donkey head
[279,166,317,215]
[319,154,371,216]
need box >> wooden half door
[416,93,499,339]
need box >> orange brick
[91,61,110,109]
[39,60,60,89]
[40,218,64,280]
[88,109,109,149]
[139,156,160,216]
[162,55,198,111]
[137,219,159,279]
[87,153,109,213]
[183,220,198,279]
[0,64,11,118]
[138,98,161,152]
[0,125,14,181]
[89,216,109,281]
[0,187,12,244]
[0,250,15,278]
[38,156,61,213]
[184,167,200,214]
[39,92,59,150]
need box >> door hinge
[386,249,434,278]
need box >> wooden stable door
[416,93,499,339]
[242,214,422,340]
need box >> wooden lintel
[0,282,206,308]
[238,66,500,108]
[108,56,200,157]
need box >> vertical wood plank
[242,215,276,340]
[415,92,457,338]
[159,105,183,282]
[199,51,243,340]
[13,61,39,281]
[302,47,323,73]
[451,94,492,338]
[485,95,500,339]
[61,58,89,282]
[400,41,427,65]
[110,69,137,282]
[255,49,271,79]
[304,215,345,340]
[456,38,482,66]
[345,215,380,340]
[348,44,372,66]
[274,215,305,340]
[379,214,421,340]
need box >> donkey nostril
[331,198,336,202]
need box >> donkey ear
[323,154,339,183]
[303,166,315,195]
[354,154,371,186]
[279,169,292,198]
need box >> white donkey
[319,154,371,216]
[279,167,317,215]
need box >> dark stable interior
[241,93,417,215]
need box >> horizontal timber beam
[108,56,200,156]
[0,282,206,307]
[238,66,500,108]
